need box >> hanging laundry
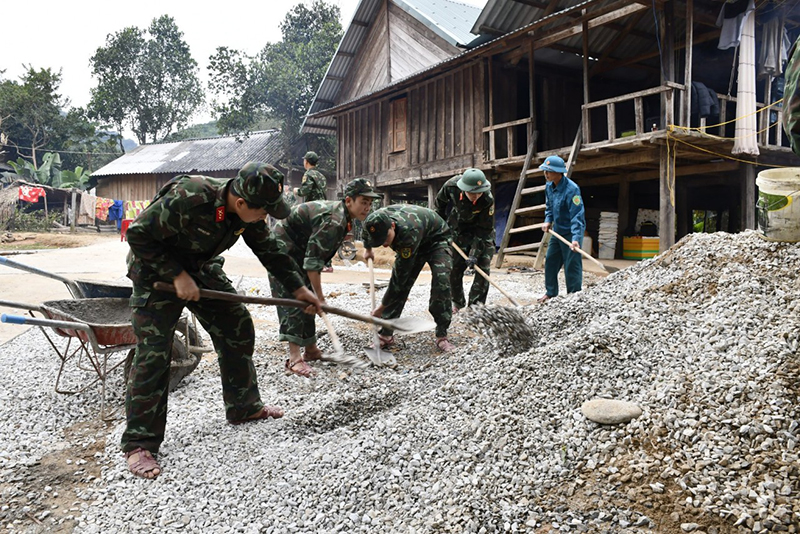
[124,200,151,220]
[96,197,114,221]
[77,193,97,225]
[758,14,791,77]
[18,185,46,202]
[108,200,125,230]
[716,0,755,50]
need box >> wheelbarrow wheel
[338,239,357,261]
[123,323,202,393]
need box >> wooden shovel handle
[152,282,401,331]
[547,229,608,271]
[451,242,520,306]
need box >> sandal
[230,405,284,425]
[285,358,315,378]
[125,447,161,480]
[370,334,394,350]
[537,294,552,304]
[435,337,456,353]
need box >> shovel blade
[388,316,437,334]
[363,347,397,367]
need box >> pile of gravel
[1,230,798,533]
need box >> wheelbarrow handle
[0,256,84,297]
[152,282,412,333]
[1,313,91,332]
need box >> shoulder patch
[572,195,582,206]
[216,206,226,222]
[400,247,412,259]
[234,228,245,236]
[489,204,495,216]
[302,176,307,183]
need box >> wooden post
[427,183,436,209]
[676,179,689,239]
[43,191,49,223]
[681,0,693,127]
[528,40,537,156]
[616,177,629,258]
[488,56,495,161]
[659,144,676,251]
[741,164,756,230]
[761,77,772,146]
[383,191,391,207]
[70,191,77,232]
[582,13,591,143]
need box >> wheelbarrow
[0,298,202,418]
[0,255,206,377]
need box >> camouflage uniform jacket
[273,200,352,272]
[379,205,451,303]
[126,175,305,293]
[296,169,327,201]
[783,37,800,157]
[434,175,496,244]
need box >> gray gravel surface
[1,230,798,533]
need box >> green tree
[0,67,66,167]
[208,0,342,168]
[89,15,205,147]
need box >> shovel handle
[320,312,343,354]
[547,229,609,271]
[451,242,519,307]
[152,282,404,332]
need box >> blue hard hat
[539,156,567,174]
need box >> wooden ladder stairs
[495,125,582,269]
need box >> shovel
[451,242,520,307]
[547,229,620,274]
[318,311,368,368]
[362,259,397,367]
[152,282,436,334]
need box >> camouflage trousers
[450,233,494,309]
[268,268,316,347]
[380,243,453,338]
[120,277,265,454]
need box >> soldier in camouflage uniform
[269,178,382,377]
[122,161,322,480]
[362,204,456,352]
[293,151,333,271]
[293,151,327,202]
[435,168,495,312]
[783,36,800,157]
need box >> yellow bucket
[756,168,800,242]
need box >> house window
[390,97,407,153]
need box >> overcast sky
[2,0,486,129]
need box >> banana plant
[60,166,91,190]
[7,152,63,187]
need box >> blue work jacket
[544,175,586,242]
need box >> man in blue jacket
[538,155,586,303]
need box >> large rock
[581,398,642,424]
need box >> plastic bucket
[756,168,800,242]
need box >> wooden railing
[482,117,533,162]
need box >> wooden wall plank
[419,84,428,163]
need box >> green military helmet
[457,168,491,193]
[303,151,319,165]
[233,161,291,219]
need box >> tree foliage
[89,15,205,146]
[208,0,342,168]
[0,69,120,173]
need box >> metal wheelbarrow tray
[1,298,135,418]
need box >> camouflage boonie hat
[303,151,319,165]
[345,178,381,199]
[232,161,290,219]
[362,210,393,248]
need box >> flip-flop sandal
[285,358,315,378]
[303,349,323,361]
[230,405,284,425]
[125,447,161,479]
[435,337,456,352]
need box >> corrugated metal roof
[91,130,283,177]
[302,0,484,135]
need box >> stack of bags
[598,211,619,260]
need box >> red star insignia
[216,206,226,222]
